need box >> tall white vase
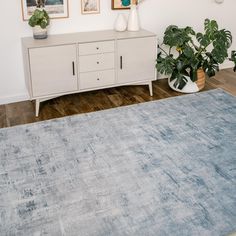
[114,14,127,32]
[127,4,140,31]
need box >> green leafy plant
[156,19,236,89]
[28,8,50,29]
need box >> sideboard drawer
[79,53,114,72]
[79,41,115,55]
[80,70,115,89]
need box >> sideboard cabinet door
[117,37,156,84]
[29,44,78,97]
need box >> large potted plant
[156,19,236,93]
[28,0,50,39]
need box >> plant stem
[158,46,169,56]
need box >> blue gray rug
[0,89,236,236]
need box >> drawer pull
[72,61,75,76]
[97,78,100,81]
[96,47,99,50]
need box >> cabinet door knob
[97,61,100,64]
[96,47,99,50]
[97,78,100,81]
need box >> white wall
[0,0,235,104]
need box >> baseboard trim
[219,61,234,70]
[0,93,29,105]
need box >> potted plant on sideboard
[28,0,50,39]
[156,19,236,93]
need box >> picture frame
[21,0,69,20]
[81,0,100,14]
[112,0,137,10]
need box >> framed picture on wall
[21,0,69,20]
[81,0,100,14]
[112,0,137,10]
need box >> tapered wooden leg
[149,81,153,96]
[35,99,40,117]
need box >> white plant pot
[114,14,127,32]
[33,25,47,39]
[168,76,200,93]
[127,4,140,31]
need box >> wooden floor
[0,68,236,129]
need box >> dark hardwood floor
[0,68,236,129]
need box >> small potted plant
[156,19,236,93]
[28,0,50,39]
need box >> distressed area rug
[0,89,236,236]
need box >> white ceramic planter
[168,76,200,93]
[33,25,47,39]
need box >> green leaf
[156,54,176,75]
[163,25,193,48]
[40,19,47,29]
[185,26,195,36]
[28,8,50,29]
[213,29,232,49]
[183,46,194,58]
[204,19,218,40]
[196,32,210,48]
[189,68,198,82]
[170,70,178,81]
[173,74,188,90]
[196,32,203,42]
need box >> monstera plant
[156,19,236,91]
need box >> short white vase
[114,14,127,32]
[33,25,47,39]
[127,4,140,32]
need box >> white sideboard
[22,29,157,116]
